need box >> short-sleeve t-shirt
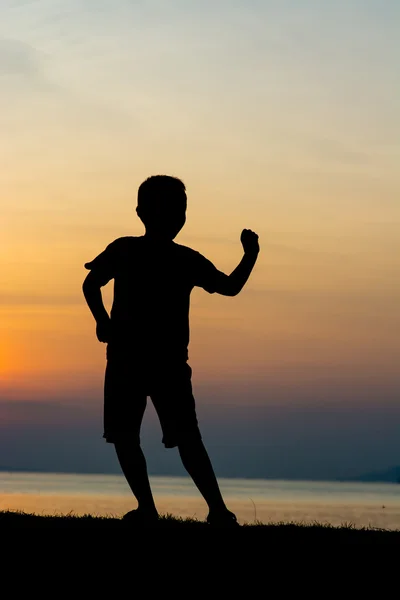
[85,236,227,361]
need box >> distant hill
[344,466,400,483]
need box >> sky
[1,0,399,479]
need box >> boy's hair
[137,175,186,208]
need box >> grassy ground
[1,510,399,543]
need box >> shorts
[103,350,201,448]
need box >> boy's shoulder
[106,236,142,252]
[173,242,202,259]
[109,235,141,245]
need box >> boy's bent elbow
[82,272,99,295]
[82,278,91,297]
[227,287,241,297]
[217,283,241,297]
[212,273,241,297]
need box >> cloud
[304,135,373,167]
[0,38,39,77]
[0,293,81,307]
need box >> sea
[1,471,400,529]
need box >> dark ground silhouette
[83,175,259,527]
[2,512,399,546]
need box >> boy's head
[137,175,187,241]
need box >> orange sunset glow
[0,0,399,486]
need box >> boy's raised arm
[215,229,259,297]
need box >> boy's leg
[178,439,238,525]
[104,354,158,520]
[114,440,158,517]
[178,438,226,512]
[152,362,238,525]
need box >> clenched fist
[240,229,259,256]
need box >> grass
[1,510,399,542]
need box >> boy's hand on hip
[241,229,259,255]
[96,318,111,343]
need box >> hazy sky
[1,0,399,478]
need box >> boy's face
[137,192,187,241]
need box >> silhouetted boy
[83,175,259,526]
